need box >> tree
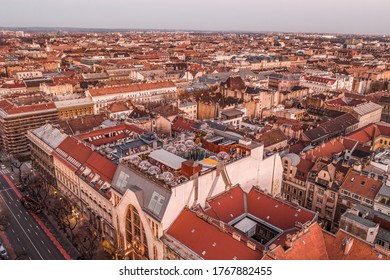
[0,215,10,231]
[4,154,23,183]
[73,225,101,260]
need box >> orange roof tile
[166,209,263,260]
[247,188,316,230]
[323,230,389,260]
[84,152,117,183]
[56,136,93,165]
[340,171,382,200]
[205,186,245,223]
[88,81,175,97]
[0,99,56,115]
[266,223,328,260]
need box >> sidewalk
[37,210,81,260]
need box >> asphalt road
[0,175,65,260]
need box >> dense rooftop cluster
[1,29,390,259]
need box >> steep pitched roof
[340,171,382,200]
[171,117,197,134]
[258,128,287,148]
[166,208,263,260]
[247,188,316,230]
[205,185,245,223]
[265,223,328,260]
[323,230,389,260]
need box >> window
[148,191,166,215]
[126,205,149,259]
[377,239,385,247]
[117,171,129,189]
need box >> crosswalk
[0,168,11,175]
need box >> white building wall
[357,108,382,129]
[374,202,390,216]
[113,144,284,259]
[114,190,163,259]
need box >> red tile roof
[265,223,328,260]
[340,171,382,200]
[56,136,93,166]
[303,137,348,161]
[166,209,263,260]
[275,118,303,131]
[88,81,175,97]
[247,188,316,230]
[304,76,336,85]
[0,82,26,89]
[323,230,389,260]
[0,99,56,115]
[326,97,365,107]
[295,158,314,181]
[84,152,117,183]
[205,186,245,223]
[172,117,197,134]
[77,123,146,146]
[346,124,380,143]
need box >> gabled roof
[294,158,315,182]
[323,230,389,260]
[257,128,287,148]
[83,152,117,183]
[56,136,93,167]
[247,188,316,230]
[88,81,175,97]
[205,186,245,223]
[171,117,197,134]
[303,75,336,85]
[341,171,382,200]
[265,223,328,260]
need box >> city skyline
[0,0,389,35]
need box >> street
[0,175,67,260]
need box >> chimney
[343,238,354,255]
[285,234,293,249]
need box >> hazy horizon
[0,0,389,36]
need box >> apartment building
[0,98,59,158]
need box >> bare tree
[0,215,10,231]
[73,225,101,259]
[5,155,23,183]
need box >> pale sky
[0,0,389,35]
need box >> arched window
[125,205,149,259]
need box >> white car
[0,241,9,259]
